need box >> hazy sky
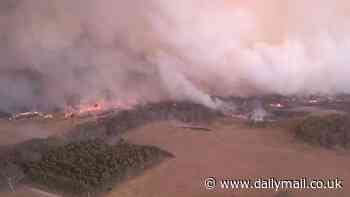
[0,0,349,111]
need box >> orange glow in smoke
[64,99,137,118]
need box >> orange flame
[64,99,137,118]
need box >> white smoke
[154,52,220,109]
[0,0,349,112]
[149,0,350,96]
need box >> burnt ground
[0,101,221,196]
[66,101,223,143]
[0,110,11,119]
[0,95,350,196]
[66,95,350,143]
[221,94,350,119]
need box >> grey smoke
[0,0,350,112]
[249,99,268,122]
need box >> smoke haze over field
[0,0,349,112]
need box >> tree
[0,162,25,192]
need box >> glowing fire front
[64,100,137,118]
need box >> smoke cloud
[0,0,349,112]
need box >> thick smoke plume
[0,0,349,112]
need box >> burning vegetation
[64,99,137,119]
[0,95,350,195]
[66,101,223,142]
[0,100,222,195]
[0,1,349,196]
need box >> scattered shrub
[294,113,350,149]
